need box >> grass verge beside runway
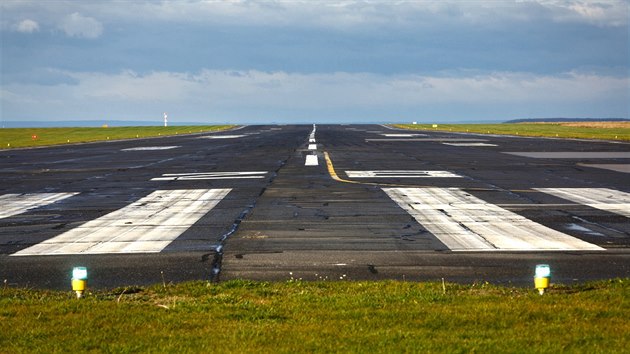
[0,125,236,149]
[2,279,628,352]
[392,122,630,141]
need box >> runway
[1,125,629,288]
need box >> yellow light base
[72,279,87,298]
[534,277,549,295]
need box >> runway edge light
[534,264,551,295]
[71,267,88,299]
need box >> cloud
[59,12,103,39]
[2,69,627,122]
[14,19,39,33]
[2,1,626,33]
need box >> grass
[0,125,236,149]
[392,122,630,141]
[1,279,628,353]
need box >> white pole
[164,112,168,127]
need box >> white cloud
[14,19,39,33]
[2,1,626,33]
[59,12,103,39]
[2,69,627,121]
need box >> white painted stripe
[12,189,231,256]
[346,170,462,178]
[309,138,316,143]
[305,155,319,166]
[504,152,630,159]
[151,171,267,181]
[367,138,487,142]
[578,164,630,174]
[0,193,79,219]
[122,146,180,151]
[153,176,265,181]
[383,187,603,251]
[200,135,246,139]
[308,144,317,150]
[535,188,630,218]
[381,134,427,137]
[443,143,497,147]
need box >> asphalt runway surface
[1,125,629,289]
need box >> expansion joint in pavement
[209,154,291,282]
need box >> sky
[1,0,628,125]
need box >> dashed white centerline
[305,155,319,166]
[536,188,630,218]
[383,187,603,251]
[12,189,231,256]
[0,193,79,219]
[306,124,318,166]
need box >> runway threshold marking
[12,189,231,256]
[535,188,630,218]
[383,187,604,251]
[151,172,267,181]
[345,170,463,178]
[0,193,79,219]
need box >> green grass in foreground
[392,123,630,141]
[0,125,235,149]
[1,280,628,353]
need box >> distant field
[1,279,628,352]
[0,125,236,149]
[392,122,630,141]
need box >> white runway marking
[122,146,180,151]
[443,143,497,147]
[151,171,267,181]
[366,138,488,142]
[346,170,462,178]
[0,193,79,219]
[308,144,317,150]
[535,188,630,218]
[305,155,319,166]
[383,187,603,251]
[200,135,246,139]
[381,134,427,137]
[12,189,230,256]
[578,164,630,174]
[504,152,630,159]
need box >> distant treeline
[505,118,630,124]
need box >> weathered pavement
[1,125,629,288]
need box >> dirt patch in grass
[558,122,630,129]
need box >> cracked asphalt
[1,125,629,289]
